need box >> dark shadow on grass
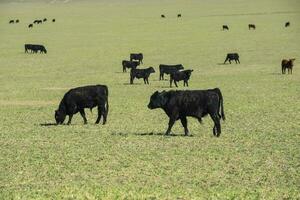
[39,123,58,126]
[268,72,282,75]
[135,132,194,137]
[123,83,142,85]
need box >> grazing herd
[9,18,55,29]
[161,14,182,18]
[222,22,291,30]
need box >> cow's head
[149,67,155,73]
[55,110,66,124]
[148,91,168,109]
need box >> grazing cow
[130,67,155,84]
[147,88,225,137]
[16,19,19,23]
[43,18,47,22]
[159,64,184,80]
[52,19,56,22]
[55,85,109,125]
[177,14,181,18]
[285,22,290,27]
[248,24,256,30]
[170,69,193,87]
[161,14,165,18]
[222,25,229,30]
[28,24,33,28]
[36,20,42,24]
[224,53,240,64]
[24,44,47,54]
[122,60,139,72]
[282,59,295,74]
[33,20,39,24]
[9,20,14,24]
[130,53,143,64]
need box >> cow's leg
[229,59,231,64]
[143,78,146,84]
[79,109,87,124]
[130,76,134,84]
[165,117,176,135]
[209,113,221,137]
[224,58,228,64]
[180,117,189,136]
[174,81,178,87]
[170,79,173,87]
[185,80,189,87]
[67,114,73,125]
[146,77,149,84]
[235,59,238,64]
[237,59,240,64]
[95,106,102,124]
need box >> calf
[248,24,256,30]
[159,64,184,80]
[282,59,295,74]
[223,25,229,30]
[285,22,290,27]
[147,88,225,137]
[122,60,139,72]
[130,53,143,64]
[130,67,155,84]
[224,53,240,64]
[55,85,109,125]
[170,69,193,87]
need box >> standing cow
[159,64,184,80]
[28,24,33,28]
[177,14,181,18]
[147,88,225,137]
[130,67,155,84]
[170,69,193,87]
[224,53,240,64]
[222,25,229,30]
[55,85,109,125]
[281,59,295,74]
[122,60,140,72]
[9,20,14,24]
[285,22,290,27]
[248,24,256,30]
[130,53,143,64]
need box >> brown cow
[282,59,295,74]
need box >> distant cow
[161,14,165,18]
[285,22,290,27]
[177,14,181,18]
[43,18,47,22]
[130,53,143,64]
[130,67,155,84]
[16,19,19,23]
[33,20,39,24]
[28,24,33,28]
[147,88,225,136]
[55,85,109,125]
[170,69,193,87]
[248,24,256,30]
[52,19,56,22]
[9,20,14,24]
[159,64,184,80]
[281,59,295,74]
[122,60,140,72]
[35,20,42,24]
[224,53,240,64]
[222,25,229,30]
[25,44,47,54]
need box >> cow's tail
[214,88,225,121]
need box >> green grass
[0,0,300,199]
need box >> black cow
[130,53,143,64]
[223,25,229,30]
[28,24,33,28]
[24,44,47,54]
[52,19,56,22]
[177,14,181,18]
[248,24,256,30]
[285,22,290,27]
[43,18,47,22]
[9,20,14,24]
[130,67,155,84]
[33,20,39,24]
[282,59,295,74]
[224,53,240,64]
[147,88,225,137]
[170,69,193,87]
[16,19,19,23]
[55,85,109,125]
[159,64,184,80]
[37,20,42,24]
[161,14,165,18]
[122,60,139,72]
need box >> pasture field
[0,0,300,199]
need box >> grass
[0,0,300,199]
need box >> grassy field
[0,0,300,199]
